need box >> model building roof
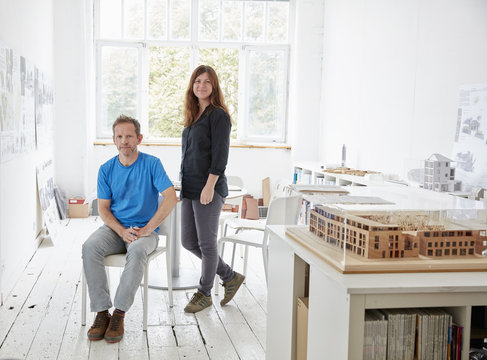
[428,153,453,162]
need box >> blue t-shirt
[97,152,173,233]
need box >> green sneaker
[184,291,213,313]
[220,272,245,306]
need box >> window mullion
[218,0,223,42]
[95,42,103,137]
[239,45,248,140]
[264,2,269,43]
[140,43,149,137]
[144,0,148,40]
[94,0,100,39]
[141,0,149,136]
[121,0,125,38]
[166,0,171,40]
[191,0,199,69]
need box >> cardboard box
[297,297,309,360]
[262,177,271,206]
[244,197,259,220]
[68,198,89,218]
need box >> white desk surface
[267,225,487,295]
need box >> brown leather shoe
[87,311,111,341]
[104,309,125,343]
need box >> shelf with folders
[293,161,320,185]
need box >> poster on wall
[34,67,54,149]
[0,44,18,162]
[36,159,60,242]
[452,83,487,192]
[20,56,36,154]
[0,42,36,163]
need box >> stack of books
[364,308,462,360]
[363,309,388,360]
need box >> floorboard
[0,217,269,359]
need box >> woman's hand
[200,184,215,205]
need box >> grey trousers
[82,225,158,312]
[181,193,234,296]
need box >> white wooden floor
[0,217,268,360]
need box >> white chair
[218,175,245,238]
[81,210,174,331]
[215,195,302,295]
[220,178,293,239]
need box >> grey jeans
[181,192,234,296]
[82,225,158,312]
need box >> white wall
[53,0,93,198]
[0,0,54,301]
[289,0,324,163]
[320,0,487,179]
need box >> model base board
[286,226,487,274]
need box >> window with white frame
[94,0,291,143]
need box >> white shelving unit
[266,225,487,360]
[293,161,386,187]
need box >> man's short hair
[112,115,141,137]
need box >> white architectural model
[423,153,456,192]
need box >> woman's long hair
[183,65,230,127]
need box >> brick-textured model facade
[309,205,487,259]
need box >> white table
[266,225,487,360]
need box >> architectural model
[423,153,457,192]
[309,205,487,260]
[324,167,380,177]
[469,187,487,201]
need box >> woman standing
[180,65,245,313]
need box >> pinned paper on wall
[36,159,60,242]
[0,42,37,163]
[452,82,487,192]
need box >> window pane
[100,0,121,38]
[101,46,138,135]
[148,47,189,138]
[244,1,264,42]
[222,1,242,42]
[199,47,239,139]
[123,0,144,39]
[170,0,191,40]
[268,2,289,42]
[246,49,286,140]
[148,0,167,40]
[199,0,220,41]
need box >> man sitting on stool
[82,115,178,343]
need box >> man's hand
[132,226,152,239]
[122,226,138,244]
